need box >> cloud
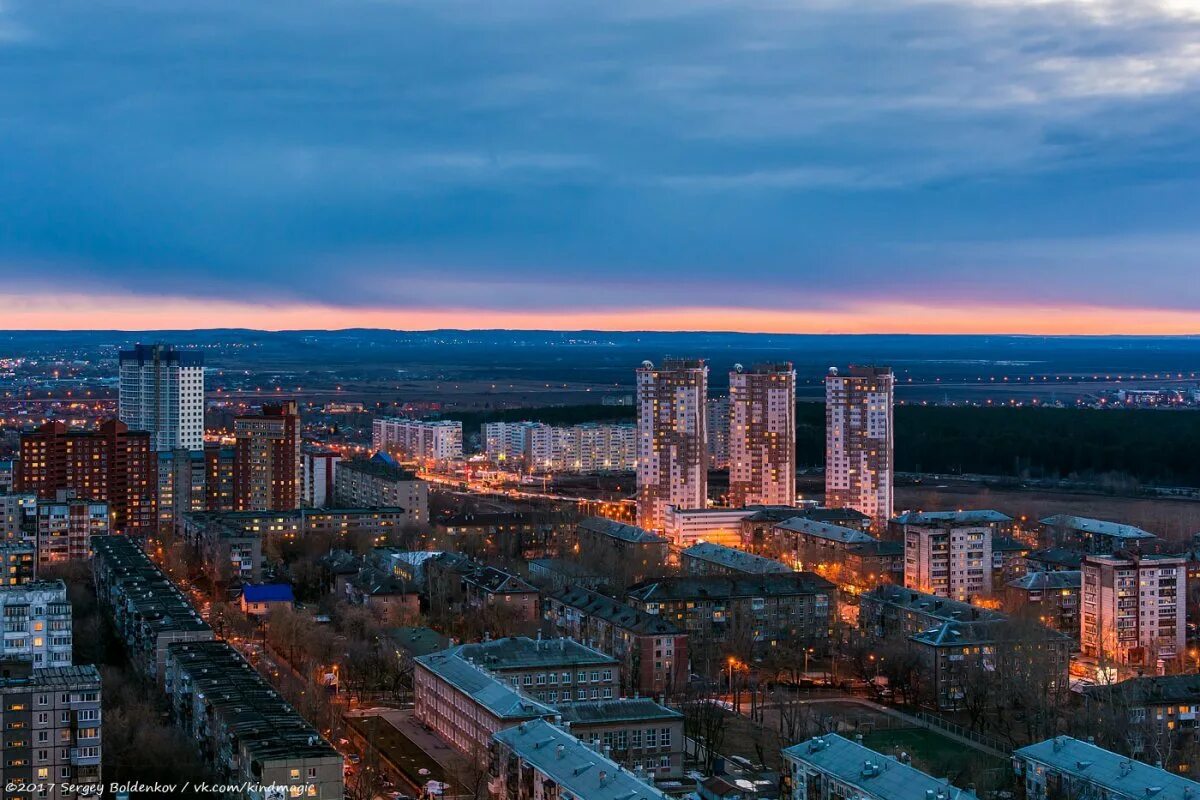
[0,0,1199,325]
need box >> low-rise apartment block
[1004,571,1082,635]
[35,495,108,567]
[859,584,1006,639]
[626,573,835,659]
[490,719,669,800]
[782,733,975,800]
[1040,515,1157,554]
[681,541,792,576]
[0,542,36,586]
[557,697,684,779]
[1014,737,1199,800]
[574,516,669,585]
[543,585,688,696]
[1081,552,1186,669]
[453,637,622,705]
[91,535,213,681]
[165,640,343,799]
[334,455,428,523]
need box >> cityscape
[5,1,1200,799]
[0,337,1198,800]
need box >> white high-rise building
[729,363,796,507]
[825,365,893,533]
[636,359,708,532]
[0,580,73,667]
[1081,552,1186,669]
[119,344,205,452]
[372,418,463,464]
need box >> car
[347,753,362,764]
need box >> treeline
[453,402,1200,487]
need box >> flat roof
[557,698,682,726]
[454,637,618,670]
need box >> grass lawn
[863,728,1012,791]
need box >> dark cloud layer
[1,0,1200,313]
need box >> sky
[2,0,1200,333]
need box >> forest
[449,403,1200,487]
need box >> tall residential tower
[234,402,301,511]
[825,365,893,532]
[636,359,708,532]
[728,363,796,507]
[119,344,205,452]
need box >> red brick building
[16,419,156,535]
[233,402,300,511]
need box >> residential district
[0,347,1198,800]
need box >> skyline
[4,0,1200,333]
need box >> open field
[863,728,1011,789]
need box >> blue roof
[242,584,294,603]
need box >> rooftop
[241,583,294,603]
[1040,515,1156,541]
[893,510,1012,526]
[556,697,683,726]
[910,618,1068,648]
[627,573,835,602]
[1025,547,1084,569]
[1006,571,1082,591]
[385,626,451,659]
[494,719,667,800]
[773,517,876,544]
[414,650,556,719]
[462,565,539,595]
[454,636,618,670]
[0,663,101,692]
[579,516,667,544]
[1083,674,1200,706]
[1015,737,1200,800]
[862,585,1007,624]
[783,734,975,800]
[681,542,793,574]
[338,457,419,482]
[546,585,682,636]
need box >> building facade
[300,446,340,508]
[16,420,157,536]
[0,581,73,668]
[824,366,893,532]
[233,402,301,511]
[372,417,463,464]
[1081,553,1186,669]
[898,511,1011,602]
[1014,737,1199,800]
[636,359,708,532]
[0,662,103,800]
[35,495,108,567]
[728,362,796,508]
[334,456,429,524]
[681,541,793,577]
[118,343,205,452]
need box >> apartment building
[626,573,835,659]
[898,510,1011,601]
[543,585,688,696]
[0,662,103,800]
[490,718,669,800]
[414,649,558,759]
[484,421,637,473]
[1014,737,1199,800]
[574,516,670,585]
[859,584,1006,639]
[556,698,685,780]
[90,535,214,682]
[372,417,463,464]
[1040,514,1157,554]
[1081,553,1187,669]
[118,343,205,452]
[706,395,730,470]
[35,495,108,567]
[178,513,264,585]
[728,362,796,507]
[300,446,340,508]
[0,581,73,668]
[335,455,429,523]
[663,506,759,549]
[824,366,893,532]
[0,543,36,586]
[782,734,976,800]
[164,640,343,799]
[636,358,708,532]
[16,419,157,535]
[233,402,301,511]
[452,637,622,705]
[1004,571,1082,635]
[681,541,792,577]
[156,447,207,533]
